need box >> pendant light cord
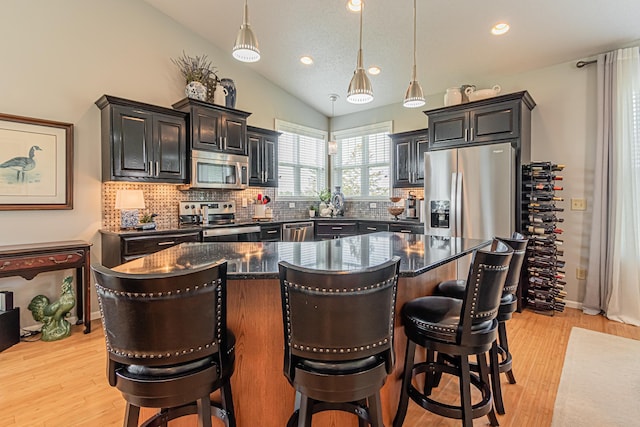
[412,0,417,80]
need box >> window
[276,120,327,198]
[331,121,392,199]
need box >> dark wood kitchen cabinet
[315,221,358,240]
[96,95,188,183]
[100,230,201,268]
[357,221,390,234]
[248,126,280,187]
[389,223,424,234]
[172,97,251,155]
[260,224,282,241]
[390,128,429,187]
[425,91,535,151]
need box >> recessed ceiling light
[368,66,381,75]
[491,22,510,35]
[347,0,362,12]
[300,56,314,65]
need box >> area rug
[551,327,640,427]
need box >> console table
[0,240,92,333]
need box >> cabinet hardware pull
[148,161,153,175]
[267,230,277,234]
[464,128,468,142]
[155,161,159,176]
[331,227,343,230]
[470,127,474,140]
[49,255,73,264]
[366,227,376,230]
[157,241,175,246]
[399,229,411,233]
[0,261,11,270]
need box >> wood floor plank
[0,309,638,426]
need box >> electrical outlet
[571,198,587,211]
[242,198,248,208]
[576,267,587,280]
[369,202,377,209]
[289,202,295,208]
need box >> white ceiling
[143,0,640,117]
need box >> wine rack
[522,162,566,315]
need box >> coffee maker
[406,191,418,219]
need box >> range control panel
[179,201,236,216]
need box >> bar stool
[393,240,512,427]
[435,232,528,414]
[278,257,401,427]
[92,261,236,427]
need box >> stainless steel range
[179,201,260,242]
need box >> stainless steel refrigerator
[423,142,515,277]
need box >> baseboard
[564,299,582,310]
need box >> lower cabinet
[357,222,390,234]
[315,221,358,240]
[389,223,424,234]
[101,230,201,268]
[260,224,282,241]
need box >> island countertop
[112,232,490,278]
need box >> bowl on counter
[387,206,405,220]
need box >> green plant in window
[318,188,331,203]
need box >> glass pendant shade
[233,1,260,63]
[403,0,425,108]
[347,5,373,104]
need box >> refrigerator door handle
[450,172,458,236]
[455,172,463,237]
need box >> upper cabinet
[247,126,280,187]
[425,91,536,151]
[390,128,429,188]
[96,95,188,183]
[172,98,251,156]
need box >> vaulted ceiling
[144,0,640,116]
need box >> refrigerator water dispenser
[430,200,450,228]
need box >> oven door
[202,225,261,242]
[191,150,249,189]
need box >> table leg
[83,250,91,333]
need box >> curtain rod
[576,59,597,68]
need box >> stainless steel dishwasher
[282,222,314,241]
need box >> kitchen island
[112,232,489,426]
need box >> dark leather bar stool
[278,257,401,427]
[92,261,236,427]
[393,240,512,427]
[435,232,528,414]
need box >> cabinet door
[153,114,187,182]
[111,106,153,179]
[389,223,424,234]
[429,111,469,149]
[260,224,281,241]
[192,106,221,151]
[248,134,263,185]
[358,222,390,234]
[221,114,246,155]
[470,102,520,143]
[263,136,278,187]
[413,136,429,185]
[393,137,412,187]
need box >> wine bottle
[527,162,565,171]
[524,182,564,191]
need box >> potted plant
[308,205,317,218]
[172,51,219,102]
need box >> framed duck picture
[0,113,73,210]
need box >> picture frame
[0,113,73,210]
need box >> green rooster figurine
[28,276,76,341]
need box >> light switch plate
[289,202,295,208]
[576,267,587,280]
[369,202,377,209]
[242,198,248,208]
[571,198,587,211]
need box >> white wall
[0,0,326,327]
[331,60,600,305]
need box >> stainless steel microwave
[189,150,249,190]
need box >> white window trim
[331,121,393,200]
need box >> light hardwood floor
[0,308,638,427]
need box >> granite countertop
[100,217,424,236]
[112,232,490,278]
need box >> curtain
[583,47,640,326]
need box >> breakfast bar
[112,232,489,426]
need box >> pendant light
[403,0,425,108]
[347,1,373,104]
[328,94,338,156]
[233,0,260,63]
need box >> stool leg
[393,339,417,427]
[459,356,474,427]
[478,353,499,427]
[489,341,505,415]
[124,403,140,427]
[197,397,213,427]
[220,380,237,427]
[298,395,313,427]
[423,349,438,395]
[368,392,383,427]
[498,322,516,384]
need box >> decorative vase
[185,81,207,101]
[331,186,345,216]
[213,85,228,106]
[444,87,462,106]
[220,78,236,108]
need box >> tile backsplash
[102,183,424,229]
